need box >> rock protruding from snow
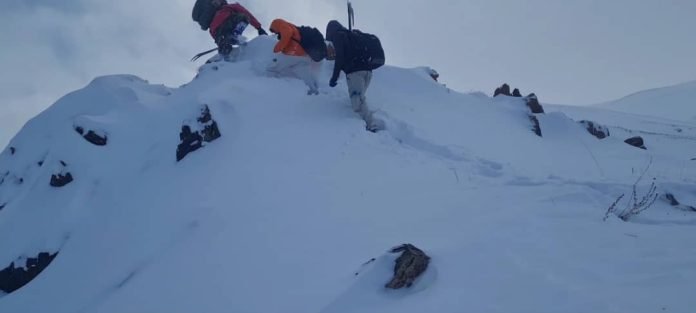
[0,252,58,294]
[624,136,647,150]
[579,120,610,139]
[176,105,222,162]
[494,84,512,97]
[9,147,16,155]
[512,88,522,97]
[74,126,108,146]
[530,115,542,137]
[665,193,680,206]
[525,93,545,114]
[50,161,73,187]
[385,244,430,289]
[663,193,696,212]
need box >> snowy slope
[596,80,696,122]
[0,37,695,313]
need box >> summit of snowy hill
[1,36,696,313]
[596,80,696,123]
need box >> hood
[325,20,347,42]
[270,18,292,34]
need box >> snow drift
[1,36,695,313]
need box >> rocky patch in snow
[385,244,430,290]
[530,115,542,137]
[494,84,512,97]
[579,120,610,139]
[74,126,108,146]
[624,136,647,150]
[525,93,545,114]
[50,161,73,188]
[663,193,696,212]
[176,105,221,162]
[0,252,58,294]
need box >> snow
[595,80,696,123]
[0,36,695,313]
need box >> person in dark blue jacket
[326,20,384,131]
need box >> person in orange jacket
[267,19,320,95]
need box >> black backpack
[192,0,218,31]
[349,30,385,70]
[296,26,328,62]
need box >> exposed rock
[51,161,73,187]
[530,115,542,137]
[494,84,511,97]
[525,93,545,114]
[665,193,680,206]
[10,147,16,155]
[512,88,522,97]
[0,203,5,211]
[197,106,222,142]
[75,126,108,146]
[50,173,73,187]
[0,252,58,294]
[385,244,430,289]
[579,120,610,139]
[176,126,203,162]
[624,136,647,150]
[176,105,222,162]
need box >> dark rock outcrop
[75,126,108,146]
[385,244,430,289]
[176,105,222,162]
[579,120,610,139]
[197,106,222,142]
[525,93,545,114]
[10,147,16,155]
[512,88,522,97]
[50,161,73,187]
[665,193,680,206]
[50,173,73,187]
[0,252,58,294]
[624,136,647,150]
[494,84,511,97]
[530,115,542,137]
[0,203,5,211]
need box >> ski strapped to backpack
[294,27,328,62]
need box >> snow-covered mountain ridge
[0,37,695,313]
[596,80,696,122]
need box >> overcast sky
[1,0,695,147]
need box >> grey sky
[1,0,695,147]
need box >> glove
[329,80,338,88]
[218,43,233,56]
[258,28,268,36]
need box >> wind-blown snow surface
[596,80,696,122]
[0,37,695,313]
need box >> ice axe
[347,1,355,30]
[191,47,219,62]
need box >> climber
[192,0,267,59]
[268,19,328,95]
[325,20,385,131]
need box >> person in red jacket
[207,1,267,57]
